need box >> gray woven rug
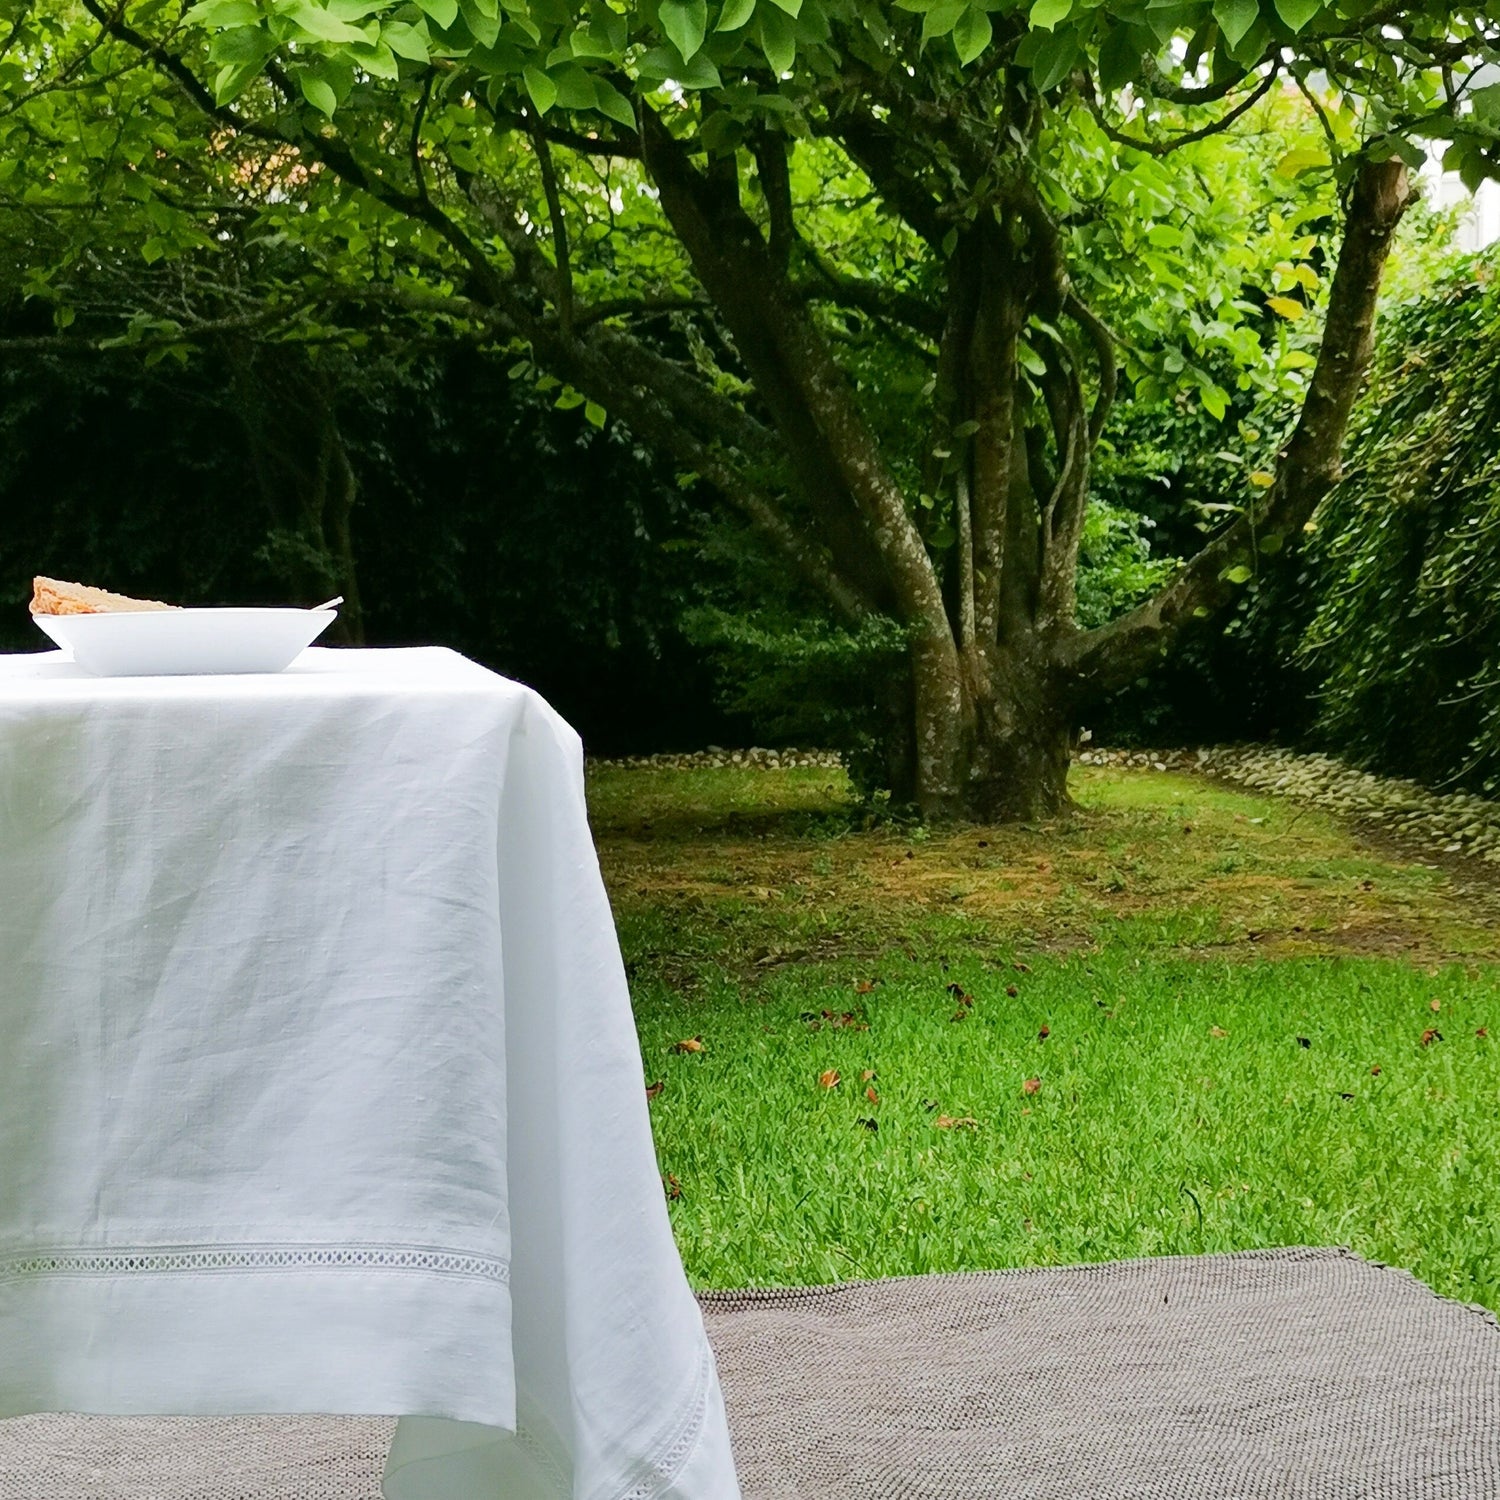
[2,1247,1496,1498]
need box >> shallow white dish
[32,608,337,677]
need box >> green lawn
[588,763,1500,1311]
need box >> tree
[5,0,1499,817]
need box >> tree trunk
[909,634,1072,823]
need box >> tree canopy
[4,0,1498,815]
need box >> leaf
[854,980,876,994]
[1028,27,1079,92]
[946,981,972,1005]
[1037,1025,1050,1040]
[717,0,756,27]
[1430,998,1441,1012]
[819,1068,841,1088]
[1273,0,1318,32]
[593,79,636,129]
[1420,1028,1442,1047]
[1277,147,1324,177]
[1210,1025,1228,1038]
[1266,294,1305,321]
[1249,469,1276,487]
[645,1079,665,1099]
[351,40,400,79]
[764,0,801,14]
[663,1173,682,1199]
[584,400,607,428]
[297,69,337,115]
[950,5,990,63]
[524,64,557,113]
[1022,1077,1041,1095]
[184,0,262,26]
[285,0,369,43]
[1028,0,1070,29]
[921,0,965,44]
[865,1085,880,1104]
[934,1114,979,1129]
[659,0,708,60]
[672,1035,705,1053]
[756,4,795,74]
[1096,23,1139,90]
[417,0,459,26]
[1211,0,1257,48]
[861,1069,877,1082]
[1477,1027,1489,1039]
[382,19,431,61]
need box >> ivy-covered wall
[1296,253,1500,793]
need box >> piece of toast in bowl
[30,577,178,616]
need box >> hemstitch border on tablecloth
[0,1243,510,1286]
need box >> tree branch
[752,133,794,276]
[529,114,573,339]
[1083,65,1280,157]
[1064,155,1419,694]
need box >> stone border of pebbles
[592,743,1500,866]
[590,747,843,771]
[1079,745,1500,866]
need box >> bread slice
[30,576,178,616]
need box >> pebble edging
[590,746,843,771]
[590,743,1500,866]
[1079,745,1500,866]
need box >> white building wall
[1424,157,1500,251]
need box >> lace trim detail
[604,1341,713,1500]
[0,1242,509,1286]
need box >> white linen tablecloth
[0,646,740,1500]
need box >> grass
[587,762,1500,1311]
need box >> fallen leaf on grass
[1013,962,1032,973]
[819,1069,841,1089]
[861,1069,877,1082]
[1420,1028,1443,1047]
[1210,1026,1228,1039]
[1022,1077,1041,1096]
[866,1086,880,1104]
[1371,1065,1382,1076]
[1006,984,1019,997]
[855,980,876,995]
[1477,1028,1489,1039]
[672,1037,705,1054]
[949,1010,969,1022]
[663,1174,682,1200]
[645,1080,665,1100]
[1430,998,1442,1013]
[946,983,973,1005]
[934,1115,979,1130]
[1037,1025,1050,1041]
[821,1010,869,1030]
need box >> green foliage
[683,602,911,796]
[0,341,734,752]
[1298,250,1500,792]
[1074,500,1176,631]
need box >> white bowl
[32,607,337,677]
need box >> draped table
[0,647,741,1500]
